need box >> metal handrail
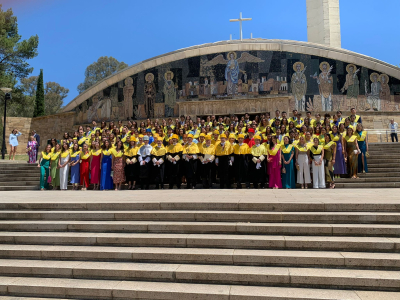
[364,129,392,142]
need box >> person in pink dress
[90,141,102,190]
[267,135,282,189]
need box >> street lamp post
[1,88,12,160]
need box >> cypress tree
[33,69,45,117]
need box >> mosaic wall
[74,51,400,123]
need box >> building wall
[4,112,76,155]
[3,117,32,155]
[72,50,400,125]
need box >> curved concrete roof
[63,38,400,112]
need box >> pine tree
[33,69,45,117]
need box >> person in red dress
[244,128,256,147]
[80,144,91,191]
[90,141,101,190]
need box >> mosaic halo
[227,51,237,60]
[346,64,357,73]
[319,61,330,72]
[379,73,389,84]
[164,71,174,80]
[370,72,379,82]
[293,62,305,72]
[145,73,154,82]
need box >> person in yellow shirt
[151,136,166,189]
[166,134,183,189]
[215,134,233,189]
[233,134,250,189]
[249,135,266,189]
[211,130,220,147]
[125,136,139,190]
[182,134,199,189]
[199,135,215,189]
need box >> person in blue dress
[281,136,296,189]
[8,129,21,160]
[100,140,113,190]
[356,123,368,173]
[69,143,81,190]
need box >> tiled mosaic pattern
[76,51,400,122]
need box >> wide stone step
[0,232,398,252]
[357,167,399,173]
[0,170,40,175]
[2,221,400,236]
[1,244,399,270]
[0,186,39,191]
[335,177,400,183]
[0,181,39,187]
[0,275,397,299]
[2,195,400,211]
[359,172,400,177]
[0,175,38,181]
[0,259,399,291]
[336,182,400,188]
[2,211,400,223]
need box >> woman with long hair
[26,135,38,164]
[100,140,113,190]
[50,143,61,190]
[125,137,139,189]
[267,135,282,189]
[69,143,81,190]
[90,141,101,190]
[112,140,125,190]
[324,134,336,189]
[310,137,325,189]
[37,144,52,190]
[344,127,361,179]
[355,123,368,173]
[58,142,71,190]
[80,143,91,191]
[281,136,295,189]
[295,136,311,189]
[331,124,346,178]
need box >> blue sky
[4,0,400,106]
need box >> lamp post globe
[1,88,12,160]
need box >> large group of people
[35,108,370,191]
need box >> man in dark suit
[31,130,40,161]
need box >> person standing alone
[389,119,398,142]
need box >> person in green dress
[281,136,296,189]
[37,144,52,191]
[50,143,61,190]
[323,134,337,188]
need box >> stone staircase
[335,142,400,188]
[0,191,399,299]
[0,162,39,191]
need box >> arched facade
[64,39,400,124]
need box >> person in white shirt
[389,119,398,142]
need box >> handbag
[366,152,370,158]
[281,167,286,174]
[353,150,359,155]
[110,171,114,177]
[47,175,52,184]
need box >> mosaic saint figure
[291,62,307,111]
[144,73,156,118]
[123,77,134,120]
[163,71,176,117]
[312,62,333,111]
[365,73,381,111]
[379,74,390,102]
[341,64,360,99]
[87,95,101,122]
[204,52,264,95]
